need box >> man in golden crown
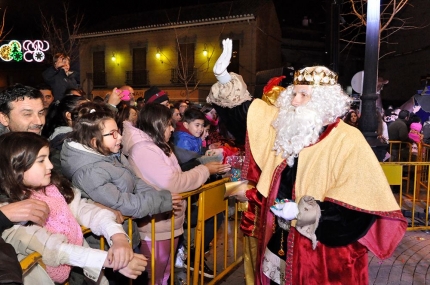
[208,39,407,285]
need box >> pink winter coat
[121,121,210,241]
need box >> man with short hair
[36,83,54,110]
[0,84,45,135]
[136,97,144,111]
[388,109,411,161]
[388,109,410,142]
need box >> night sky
[2,0,247,38]
[1,0,325,39]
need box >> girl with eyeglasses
[60,102,182,282]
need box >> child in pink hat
[409,122,423,155]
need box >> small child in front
[173,108,206,154]
[0,132,146,285]
[172,108,224,277]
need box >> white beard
[272,104,324,167]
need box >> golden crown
[293,66,338,86]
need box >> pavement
[217,224,430,285]
[368,230,430,285]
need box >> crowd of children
[0,83,234,285]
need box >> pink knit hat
[410,122,422,132]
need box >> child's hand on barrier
[107,233,133,271]
[205,161,231,175]
[118,253,148,279]
[171,193,183,212]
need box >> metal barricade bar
[381,161,430,231]
[149,177,243,285]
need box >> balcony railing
[125,70,149,87]
[86,72,107,88]
[170,68,198,85]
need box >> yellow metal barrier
[387,141,414,194]
[20,252,45,276]
[419,143,430,187]
[81,217,133,285]
[381,161,430,231]
[194,178,242,285]
[20,252,70,285]
[387,141,413,162]
[81,217,133,250]
[148,177,243,285]
[381,164,404,208]
[20,217,134,284]
[21,181,241,285]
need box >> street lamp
[203,44,208,57]
[359,0,384,160]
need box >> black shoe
[184,258,214,278]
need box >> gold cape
[247,99,400,212]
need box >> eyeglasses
[103,129,121,139]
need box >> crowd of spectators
[0,60,235,285]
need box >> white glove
[213,38,232,84]
[270,199,299,221]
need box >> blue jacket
[173,123,202,154]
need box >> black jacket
[213,100,251,147]
[42,66,79,101]
[0,211,23,284]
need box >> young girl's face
[171,108,181,125]
[128,108,138,126]
[201,125,210,140]
[23,146,53,188]
[102,118,122,153]
[206,108,218,121]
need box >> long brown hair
[344,110,359,128]
[137,103,172,156]
[0,132,74,203]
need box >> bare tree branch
[0,8,11,42]
[159,8,217,99]
[39,1,84,64]
[340,0,428,59]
